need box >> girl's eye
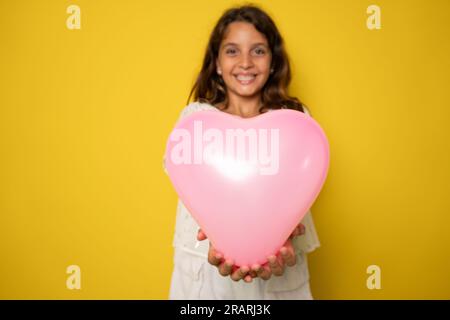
[224,47,266,55]
[255,48,266,55]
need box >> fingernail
[215,253,222,259]
[280,247,288,255]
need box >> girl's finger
[250,264,261,278]
[257,264,272,280]
[197,229,208,241]
[280,246,296,267]
[298,223,306,235]
[231,265,249,282]
[207,246,223,266]
[268,255,283,276]
[290,227,300,239]
[218,259,234,276]
[291,224,306,239]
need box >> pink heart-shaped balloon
[165,109,329,266]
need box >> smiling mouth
[234,74,257,85]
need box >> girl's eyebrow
[222,42,268,48]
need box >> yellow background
[1,0,449,299]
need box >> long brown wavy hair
[186,3,307,115]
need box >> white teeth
[236,75,256,81]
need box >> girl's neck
[217,95,262,118]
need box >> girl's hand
[197,223,306,282]
[254,237,297,280]
[197,230,253,283]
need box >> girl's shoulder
[177,101,312,121]
[177,101,218,122]
[301,104,312,117]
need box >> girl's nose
[239,54,254,69]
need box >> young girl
[164,4,320,299]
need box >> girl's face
[216,22,272,100]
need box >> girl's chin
[237,88,261,96]
[228,84,262,96]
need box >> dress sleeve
[302,104,312,117]
[292,104,322,254]
[293,209,321,254]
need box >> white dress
[164,101,321,300]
